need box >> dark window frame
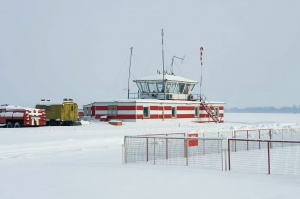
[143,106,150,118]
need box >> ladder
[200,94,221,123]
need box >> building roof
[133,74,198,83]
[92,99,225,105]
[0,104,36,111]
[36,99,75,106]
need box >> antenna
[127,47,133,99]
[170,55,185,75]
[161,29,166,100]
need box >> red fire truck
[0,104,46,128]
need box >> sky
[1,0,300,109]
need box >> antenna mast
[162,29,166,100]
[127,47,133,99]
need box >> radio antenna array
[170,55,185,75]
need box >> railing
[199,94,220,123]
[129,92,201,100]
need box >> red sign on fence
[188,134,198,147]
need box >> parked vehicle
[0,104,46,128]
[36,99,80,126]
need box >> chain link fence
[123,136,225,170]
[123,128,300,175]
[228,139,300,175]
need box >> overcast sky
[1,0,300,108]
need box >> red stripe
[137,106,143,110]
[118,106,136,111]
[199,113,224,118]
[164,106,172,110]
[142,115,172,119]
[94,113,223,121]
[200,114,209,118]
[177,106,195,111]
[200,106,224,111]
[95,106,108,111]
[150,106,161,110]
[95,105,143,111]
[113,115,137,119]
[177,114,196,118]
[148,106,172,110]
[92,106,96,116]
[149,114,172,119]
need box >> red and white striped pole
[200,47,203,66]
[200,47,203,101]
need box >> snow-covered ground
[1,113,300,199]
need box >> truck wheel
[50,121,56,126]
[6,122,13,128]
[14,122,21,128]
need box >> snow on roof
[0,104,37,111]
[36,99,75,106]
[36,101,62,106]
[134,74,198,83]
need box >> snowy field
[1,113,300,199]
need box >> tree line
[227,105,300,113]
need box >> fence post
[154,137,156,165]
[185,138,189,166]
[221,138,227,171]
[203,139,206,155]
[247,130,249,151]
[259,130,261,150]
[166,135,168,160]
[123,136,127,164]
[222,149,227,171]
[268,141,271,175]
[282,129,284,147]
[228,139,231,171]
[269,129,273,149]
[184,138,187,158]
[122,144,127,164]
[146,138,149,162]
[234,131,237,152]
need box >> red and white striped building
[83,74,225,123]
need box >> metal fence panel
[124,136,224,170]
[229,140,269,174]
[124,128,300,175]
[228,139,300,175]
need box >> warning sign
[188,134,198,147]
